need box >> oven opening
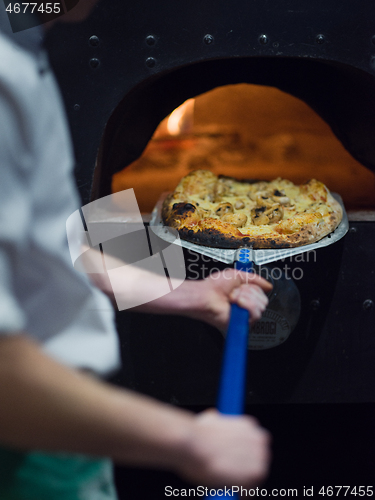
[107,83,375,216]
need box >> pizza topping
[267,206,284,223]
[252,212,270,225]
[255,195,276,209]
[249,190,267,202]
[304,202,331,217]
[275,213,323,234]
[234,199,245,210]
[215,202,234,217]
[250,204,284,225]
[214,180,231,201]
[221,213,248,228]
[162,170,343,249]
[255,206,266,213]
[252,181,269,191]
[272,189,290,205]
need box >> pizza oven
[46,0,375,491]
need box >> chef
[0,1,272,498]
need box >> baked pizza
[161,170,343,249]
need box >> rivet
[259,34,269,45]
[272,41,279,48]
[349,226,357,233]
[145,57,156,68]
[203,34,214,45]
[310,299,320,311]
[145,35,156,46]
[316,34,325,44]
[73,104,80,111]
[363,299,374,311]
[89,58,100,69]
[89,35,100,47]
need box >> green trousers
[0,447,118,500]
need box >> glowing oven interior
[110,84,375,214]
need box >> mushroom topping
[252,212,270,225]
[251,204,284,225]
[272,189,290,205]
[267,206,284,223]
[214,180,230,201]
[278,196,290,205]
[248,190,268,202]
[215,202,234,218]
[221,213,248,228]
[197,207,211,218]
[251,206,268,225]
[234,199,245,210]
[255,194,275,209]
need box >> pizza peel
[150,194,348,498]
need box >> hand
[190,269,272,332]
[127,265,272,332]
[176,409,271,488]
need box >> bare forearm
[133,279,203,316]
[0,336,270,486]
[134,270,272,330]
[86,248,271,331]
[0,335,192,469]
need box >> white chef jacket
[0,19,120,375]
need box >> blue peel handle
[217,250,253,414]
[207,249,253,499]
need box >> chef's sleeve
[0,66,34,335]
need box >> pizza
[161,170,343,249]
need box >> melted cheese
[172,171,339,237]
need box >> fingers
[197,268,272,331]
[233,270,273,293]
[230,284,269,321]
[178,410,272,488]
[205,268,272,293]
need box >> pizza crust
[162,171,343,249]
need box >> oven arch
[93,56,375,201]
